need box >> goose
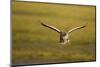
[40,21,86,45]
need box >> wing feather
[41,22,61,33]
[68,25,86,34]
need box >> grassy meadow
[12,1,96,65]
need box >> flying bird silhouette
[41,21,86,45]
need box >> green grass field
[12,1,96,65]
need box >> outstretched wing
[68,25,86,34]
[41,22,61,33]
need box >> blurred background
[12,1,96,65]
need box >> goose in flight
[41,21,86,45]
